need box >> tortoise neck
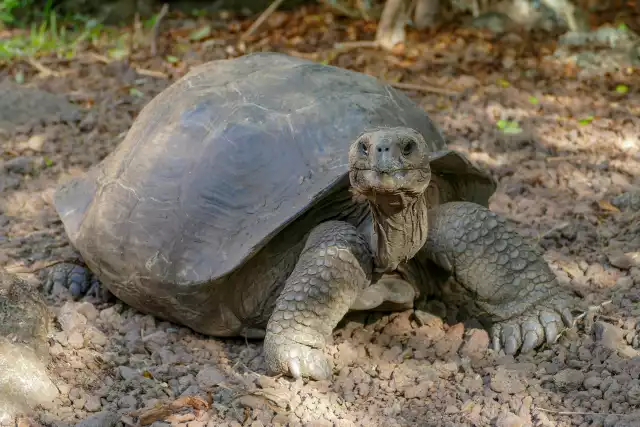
[368,192,429,272]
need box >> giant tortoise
[49,52,575,380]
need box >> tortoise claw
[264,334,332,381]
[491,300,573,355]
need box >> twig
[240,0,286,40]
[151,3,170,56]
[535,406,631,417]
[386,81,461,96]
[85,52,168,79]
[332,40,380,50]
[25,57,60,76]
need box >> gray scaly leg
[423,201,574,355]
[263,221,373,380]
[44,262,106,301]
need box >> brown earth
[1,5,640,427]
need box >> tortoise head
[348,127,432,210]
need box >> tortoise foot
[263,332,332,381]
[44,263,106,301]
[491,294,574,355]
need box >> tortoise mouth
[349,167,431,196]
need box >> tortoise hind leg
[44,260,109,301]
[264,220,374,381]
[421,201,575,355]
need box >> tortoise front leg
[264,221,373,380]
[422,201,574,355]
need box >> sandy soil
[1,6,639,427]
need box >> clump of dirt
[1,5,639,426]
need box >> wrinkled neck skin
[367,191,429,273]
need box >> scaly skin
[48,126,577,382]
[423,202,574,354]
[263,221,373,380]
[43,260,107,301]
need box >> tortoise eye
[402,140,415,156]
[359,139,368,155]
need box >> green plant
[0,9,106,60]
[0,0,26,24]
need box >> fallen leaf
[597,200,620,213]
[132,395,210,426]
[129,87,144,97]
[578,115,594,125]
[615,84,629,94]
[190,25,211,41]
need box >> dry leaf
[597,200,621,213]
[132,395,210,426]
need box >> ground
[1,5,640,427]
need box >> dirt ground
[1,5,640,427]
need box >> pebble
[460,328,489,359]
[553,369,585,391]
[495,412,528,427]
[4,156,36,174]
[584,375,602,389]
[593,321,627,352]
[85,327,108,346]
[76,302,100,321]
[68,331,85,349]
[490,369,526,394]
[57,302,88,333]
[117,395,137,409]
[75,411,119,427]
[196,365,225,389]
[84,394,102,412]
[118,366,138,381]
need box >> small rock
[76,302,99,321]
[84,394,102,412]
[495,412,527,427]
[414,310,443,328]
[305,421,333,427]
[593,321,626,351]
[118,366,138,381]
[26,134,46,151]
[4,156,35,174]
[403,380,432,399]
[75,411,119,427]
[434,323,464,357]
[460,328,489,359]
[553,369,585,391]
[57,302,88,333]
[85,327,108,347]
[616,276,634,291]
[117,395,137,409]
[490,369,526,394]
[335,341,359,368]
[608,252,640,270]
[196,366,225,389]
[67,331,85,349]
[628,384,640,405]
[583,375,602,389]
